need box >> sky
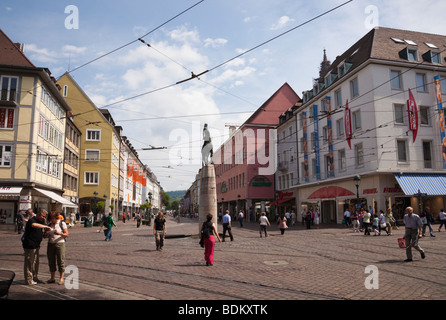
[1,0,446,191]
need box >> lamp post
[148,192,152,226]
[353,175,361,209]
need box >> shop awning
[394,173,446,196]
[308,186,355,199]
[0,187,22,196]
[266,198,295,206]
[34,188,78,208]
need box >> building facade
[294,27,446,223]
[57,73,120,219]
[0,29,76,229]
[214,83,300,221]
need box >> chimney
[14,43,25,52]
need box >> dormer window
[399,47,418,61]
[423,50,441,64]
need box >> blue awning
[394,173,446,196]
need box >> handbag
[397,237,406,249]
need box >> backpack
[103,216,110,228]
[201,221,212,238]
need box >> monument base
[198,164,218,233]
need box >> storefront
[0,186,77,230]
[294,173,446,225]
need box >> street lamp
[353,175,361,204]
[148,192,152,226]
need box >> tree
[161,191,171,209]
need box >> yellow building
[57,73,120,218]
[0,29,76,228]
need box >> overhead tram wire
[66,0,206,75]
[77,0,354,120]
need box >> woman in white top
[259,212,271,237]
[44,212,68,285]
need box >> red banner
[407,89,418,142]
[344,100,352,149]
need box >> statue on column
[201,123,213,166]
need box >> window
[416,74,427,92]
[85,172,99,184]
[323,126,328,143]
[394,104,405,124]
[423,141,432,168]
[336,118,344,137]
[353,111,361,131]
[0,108,15,129]
[63,85,68,97]
[85,149,100,161]
[355,143,364,166]
[420,106,430,125]
[397,140,407,162]
[338,149,346,171]
[1,76,18,102]
[432,51,441,64]
[86,129,101,141]
[350,78,359,98]
[0,145,12,167]
[391,71,402,90]
[408,48,418,61]
[335,89,342,107]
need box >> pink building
[213,83,300,221]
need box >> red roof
[244,82,300,126]
[0,29,35,68]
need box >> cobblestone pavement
[1,216,445,302]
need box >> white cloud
[203,38,228,48]
[270,16,295,30]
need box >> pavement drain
[263,260,288,266]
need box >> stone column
[198,165,218,233]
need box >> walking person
[438,209,446,232]
[344,208,351,227]
[16,210,24,234]
[259,212,270,237]
[238,210,244,228]
[135,212,141,228]
[352,209,360,233]
[22,209,51,285]
[44,212,68,285]
[278,214,288,234]
[104,212,117,241]
[403,206,425,262]
[222,210,233,242]
[363,208,371,236]
[304,211,312,229]
[378,210,389,235]
[200,214,221,266]
[153,212,167,251]
[421,207,435,237]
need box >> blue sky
[1,0,446,191]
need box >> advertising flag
[344,100,352,149]
[434,75,446,169]
[407,89,418,143]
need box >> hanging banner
[407,89,418,143]
[344,99,352,149]
[434,75,446,169]
[313,105,320,180]
[324,97,334,177]
[302,112,309,182]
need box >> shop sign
[250,176,272,187]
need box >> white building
[294,27,446,223]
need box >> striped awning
[394,173,446,196]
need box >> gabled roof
[243,82,300,126]
[0,29,35,68]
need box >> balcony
[278,161,288,172]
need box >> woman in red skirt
[200,214,221,266]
